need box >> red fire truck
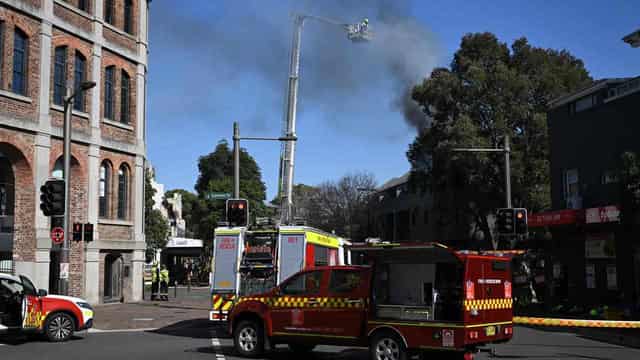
[210,224,349,322]
[228,243,513,360]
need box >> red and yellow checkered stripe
[238,296,364,309]
[514,316,640,328]
[464,298,513,311]
[212,294,236,312]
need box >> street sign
[51,226,64,245]
[208,192,231,200]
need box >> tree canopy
[407,33,592,248]
[144,169,169,260]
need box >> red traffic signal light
[73,223,83,241]
[226,199,249,227]
[514,208,528,234]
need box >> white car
[0,273,94,342]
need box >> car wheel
[233,320,264,357]
[288,343,316,353]
[44,312,75,342]
[370,331,407,360]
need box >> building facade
[536,77,640,312]
[370,172,435,243]
[0,0,149,304]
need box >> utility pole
[233,122,240,199]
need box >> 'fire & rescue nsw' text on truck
[228,243,513,360]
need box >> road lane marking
[211,337,225,360]
[89,327,157,333]
[132,318,154,321]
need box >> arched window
[120,70,130,124]
[104,0,114,25]
[117,165,129,220]
[53,46,67,106]
[124,0,133,34]
[52,157,64,178]
[99,161,111,218]
[104,66,115,119]
[12,28,28,95]
[74,52,87,111]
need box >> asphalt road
[1,323,639,360]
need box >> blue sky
[147,0,640,201]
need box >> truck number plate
[485,326,496,336]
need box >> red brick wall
[103,26,136,52]
[104,0,137,37]
[100,49,137,144]
[50,28,94,134]
[23,0,42,9]
[99,149,134,223]
[0,5,41,122]
[61,0,92,15]
[0,128,35,262]
[54,2,92,33]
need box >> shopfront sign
[585,205,620,224]
[585,233,616,259]
[528,209,582,227]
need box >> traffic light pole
[59,85,73,295]
[452,134,512,208]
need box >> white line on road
[89,327,158,333]
[211,337,225,360]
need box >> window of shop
[563,168,581,209]
[124,0,133,34]
[104,0,114,25]
[99,161,111,218]
[74,52,86,111]
[104,66,115,119]
[117,165,129,219]
[12,28,28,95]
[120,71,130,124]
[53,46,67,106]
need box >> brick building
[0,0,149,304]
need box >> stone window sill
[54,0,94,20]
[103,22,137,41]
[103,118,134,131]
[51,104,90,119]
[0,89,32,103]
[98,218,133,226]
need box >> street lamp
[59,80,96,295]
[279,14,372,225]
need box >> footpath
[92,286,212,331]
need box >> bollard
[174,280,178,298]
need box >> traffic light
[83,223,94,242]
[40,179,65,216]
[226,199,249,227]
[73,223,83,241]
[514,208,528,235]
[496,208,515,235]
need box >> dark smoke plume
[150,0,439,133]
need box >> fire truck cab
[209,224,348,322]
[228,243,513,360]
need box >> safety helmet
[363,18,369,24]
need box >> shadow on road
[0,334,84,346]
[191,345,369,360]
[150,318,228,339]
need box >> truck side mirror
[38,289,48,297]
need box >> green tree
[408,33,592,249]
[144,169,169,260]
[195,140,267,232]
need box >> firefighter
[160,265,170,301]
[151,262,160,301]
[360,18,369,33]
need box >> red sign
[51,227,64,244]
[528,209,582,228]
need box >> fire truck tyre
[44,312,75,342]
[233,320,264,357]
[288,343,316,353]
[370,331,407,360]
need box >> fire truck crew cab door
[323,268,367,338]
[271,270,326,336]
[19,275,42,329]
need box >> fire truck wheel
[233,320,264,357]
[288,343,316,353]
[44,312,75,342]
[370,331,407,360]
